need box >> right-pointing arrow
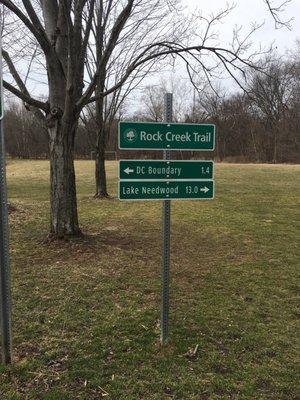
[200,186,209,193]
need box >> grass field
[0,160,299,400]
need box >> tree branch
[263,0,293,29]
[0,0,51,53]
[82,42,263,106]
[77,0,134,110]
[80,0,95,64]
[3,80,48,112]
[2,49,31,97]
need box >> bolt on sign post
[0,37,13,364]
[118,95,215,345]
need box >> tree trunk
[250,127,260,162]
[95,125,109,198]
[49,119,81,238]
[273,129,277,163]
[94,9,110,199]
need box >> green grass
[1,160,299,399]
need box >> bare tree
[87,1,192,198]
[1,0,97,237]
[248,56,295,162]
[136,78,191,122]
[0,0,270,237]
[5,101,48,158]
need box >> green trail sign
[119,121,215,150]
[119,160,214,180]
[119,180,214,201]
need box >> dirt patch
[44,230,143,255]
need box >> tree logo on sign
[124,129,137,143]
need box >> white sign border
[118,121,216,151]
[118,179,215,201]
[118,159,215,181]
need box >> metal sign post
[0,39,12,364]
[161,93,172,345]
[118,96,216,344]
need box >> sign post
[0,39,12,364]
[161,93,172,345]
[118,95,215,345]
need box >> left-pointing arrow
[124,167,134,175]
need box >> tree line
[5,51,300,164]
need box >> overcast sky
[4,0,300,113]
[184,0,299,53]
[128,0,300,114]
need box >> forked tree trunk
[48,119,81,238]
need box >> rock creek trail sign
[119,121,215,150]
[118,122,215,201]
[118,95,215,346]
